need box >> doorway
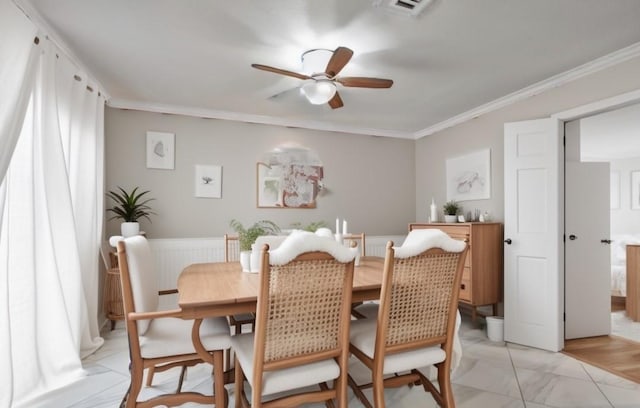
[572,102,640,343]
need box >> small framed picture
[195,165,222,198]
[146,131,175,169]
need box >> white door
[504,118,564,352]
[565,161,611,339]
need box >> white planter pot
[250,244,261,273]
[121,222,140,237]
[444,215,458,223]
[240,251,252,272]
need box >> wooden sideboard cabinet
[409,222,504,320]
[627,244,640,322]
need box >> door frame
[544,87,640,344]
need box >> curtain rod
[13,0,110,100]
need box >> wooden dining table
[176,256,385,383]
[177,256,385,320]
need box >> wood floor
[563,335,640,384]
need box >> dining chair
[231,231,357,408]
[343,232,366,257]
[224,233,255,333]
[348,229,468,408]
[117,235,231,408]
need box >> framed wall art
[146,131,175,169]
[256,162,323,208]
[194,165,222,198]
[446,148,491,201]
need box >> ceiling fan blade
[325,47,354,77]
[251,64,312,81]
[328,91,343,109]
[337,77,393,88]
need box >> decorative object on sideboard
[430,198,438,223]
[229,219,280,272]
[106,186,155,237]
[443,200,460,223]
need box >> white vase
[240,251,252,272]
[444,215,458,223]
[121,222,140,237]
[250,244,261,273]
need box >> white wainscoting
[147,235,406,290]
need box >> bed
[610,234,640,297]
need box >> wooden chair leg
[176,364,188,393]
[127,362,144,408]
[213,350,226,408]
[235,358,244,408]
[145,366,156,386]
[372,371,385,408]
[347,375,373,408]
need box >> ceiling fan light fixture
[301,80,337,105]
[301,48,333,75]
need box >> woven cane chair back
[258,252,354,367]
[384,249,463,348]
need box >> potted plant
[443,200,460,223]
[229,219,280,271]
[289,220,328,232]
[107,186,156,237]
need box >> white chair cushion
[123,236,159,335]
[394,229,466,258]
[349,319,446,375]
[140,316,231,359]
[269,230,356,265]
[231,333,340,396]
[351,305,464,374]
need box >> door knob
[504,238,512,245]
[601,239,612,244]
[569,234,577,240]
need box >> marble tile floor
[34,315,640,408]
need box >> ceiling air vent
[373,0,436,17]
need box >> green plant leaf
[107,186,156,222]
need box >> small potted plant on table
[229,219,280,271]
[107,186,156,237]
[443,200,460,223]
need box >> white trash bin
[486,316,504,342]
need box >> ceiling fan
[251,46,393,109]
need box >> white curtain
[0,15,105,408]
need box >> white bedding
[610,234,640,296]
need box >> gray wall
[105,109,416,238]
[415,56,640,223]
[610,157,640,234]
[106,55,640,239]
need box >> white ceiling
[20,0,640,139]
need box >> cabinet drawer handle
[460,283,466,290]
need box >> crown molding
[413,41,640,139]
[106,99,415,139]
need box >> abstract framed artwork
[194,165,222,198]
[256,162,323,208]
[446,148,491,201]
[632,171,640,210]
[146,131,175,169]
